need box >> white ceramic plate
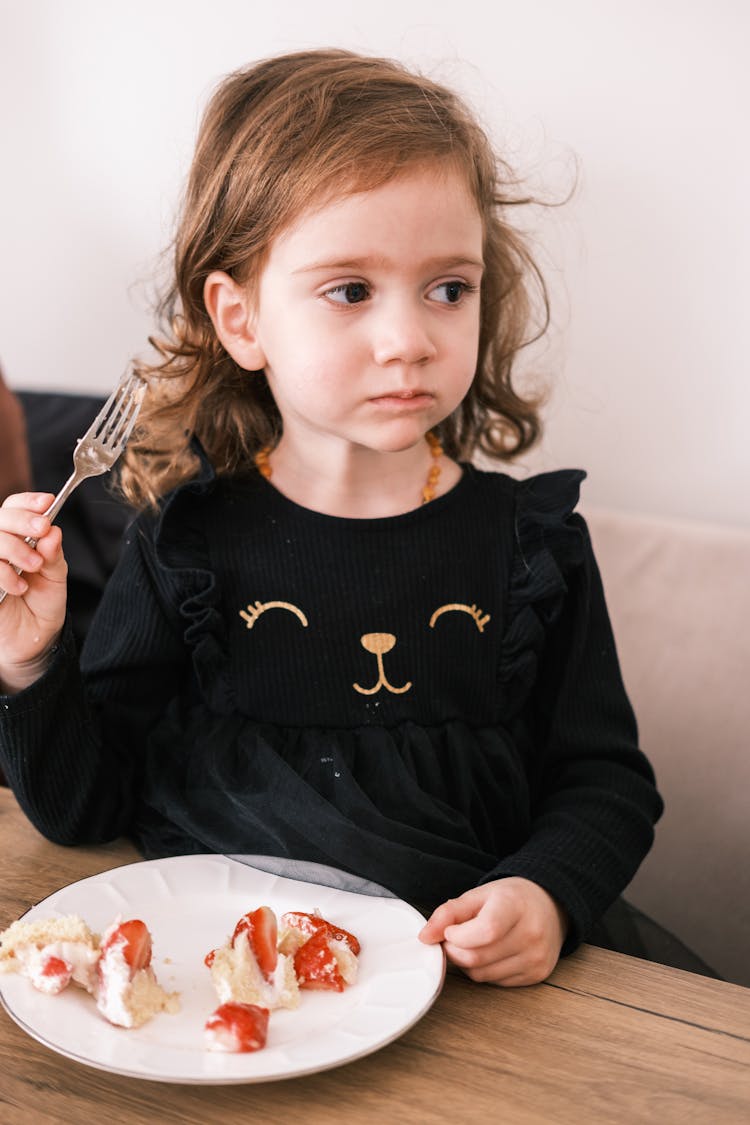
[0,854,445,1083]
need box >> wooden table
[1,787,748,1125]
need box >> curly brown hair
[120,48,548,509]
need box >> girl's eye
[324,282,370,305]
[430,281,474,305]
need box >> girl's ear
[203,271,267,371]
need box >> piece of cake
[0,914,101,995]
[206,906,299,1010]
[204,1001,269,1052]
[96,918,179,1029]
[279,910,359,991]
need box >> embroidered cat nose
[360,632,396,655]
[353,633,411,695]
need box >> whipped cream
[14,940,100,994]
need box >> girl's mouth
[370,391,434,410]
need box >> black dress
[0,455,664,956]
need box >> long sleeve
[0,521,188,844]
[485,480,663,949]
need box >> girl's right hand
[0,492,68,693]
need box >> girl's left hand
[418,877,568,987]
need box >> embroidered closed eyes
[238,600,490,696]
[239,600,309,629]
[429,602,490,633]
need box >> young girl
[0,48,663,987]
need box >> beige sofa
[586,505,750,987]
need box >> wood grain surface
[1,788,748,1125]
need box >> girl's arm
[482,519,661,952]
[0,518,187,845]
[422,508,662,983]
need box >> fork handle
[0,466,84,604]
[41,466,85,524]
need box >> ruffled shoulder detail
[149,442,234,711]
[498,469,587,713]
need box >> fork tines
[89,372,146,449]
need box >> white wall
[1,0,747,525]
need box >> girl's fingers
[444,943,524,982]
[443,906,518,950]
[0,530,46,575]
[445,946,549,987]
[441,917,524,970]
[0,508,50,534]
[442,940,499,971]
[0,525,65,594]
[30,523,63,558]
[0,561,30,597]
[1,492,54,512]
[0,499,56,575]
[419,888,487,943]
[0,506,51,547]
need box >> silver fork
[0,372,146,603]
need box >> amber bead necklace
[254,430,443,505]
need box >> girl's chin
[361,425,438,455]
[363,407,444,443]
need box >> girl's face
[243,165,484,456]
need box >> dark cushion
[0,375,32,497]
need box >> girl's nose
[372,303,437,367]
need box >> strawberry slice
[101,919,152,974]
[36,954,73,994]
[231,906,277,981]
[293,929,346,992]
[282,911,360,956]
[41,954,72,979]
[205,1002,269,1053]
